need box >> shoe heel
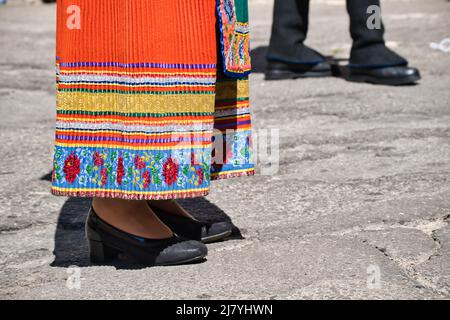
[88,239,119,264]
[86,223,119,264]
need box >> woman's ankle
[91,198,173,239]
[149,200,194,219]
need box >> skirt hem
[210,169,255,181]
[51,170,254,200]
[51,188,210,200]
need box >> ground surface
[0,0,449,299]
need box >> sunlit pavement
[1,0,449,299]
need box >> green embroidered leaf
[153,175,162,185]
[154,153,163,162]
[86,164,92,174]
[182,166,189,176]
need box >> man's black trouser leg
[267,0,324,64]
[347,0,408,67]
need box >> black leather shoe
[85,208,207,266]
[338,65,421,86]
[265,60,332,80]
[150,206,233,244]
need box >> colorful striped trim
[56,92,215,113]
[57,88,215,95]
[59,70,216,76]
[56,122,214,134]
[51,186,210,200]
[58,75,216,85]
[54,142,211,151]
[56,110,215,117]
[59,61,217,69]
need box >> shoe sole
[202,230,233,244]
[265,70,332,81]
[331,64,422,86]
[154,252,208,267]
[88,240,208,267]
[344,73,421,86]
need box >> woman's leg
[92,198,173,239]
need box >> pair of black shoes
[265,60,421,86]
[86,205,233,267]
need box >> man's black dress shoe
[150,206,233,244]
[336,64,421,86]
[265,60,332,80]
[85,208,208,266]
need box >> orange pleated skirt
[52,0,254,200]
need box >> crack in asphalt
[356,214,450,297]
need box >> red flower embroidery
[226,148,234,163]
[101,168,108,186]
[93,151,104,167]
[134,154,145,170]
[117,156,125,185]
[196,168,204,185]
[142,171,151,189]
[63,153,80,184]
[162,157,179,186]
